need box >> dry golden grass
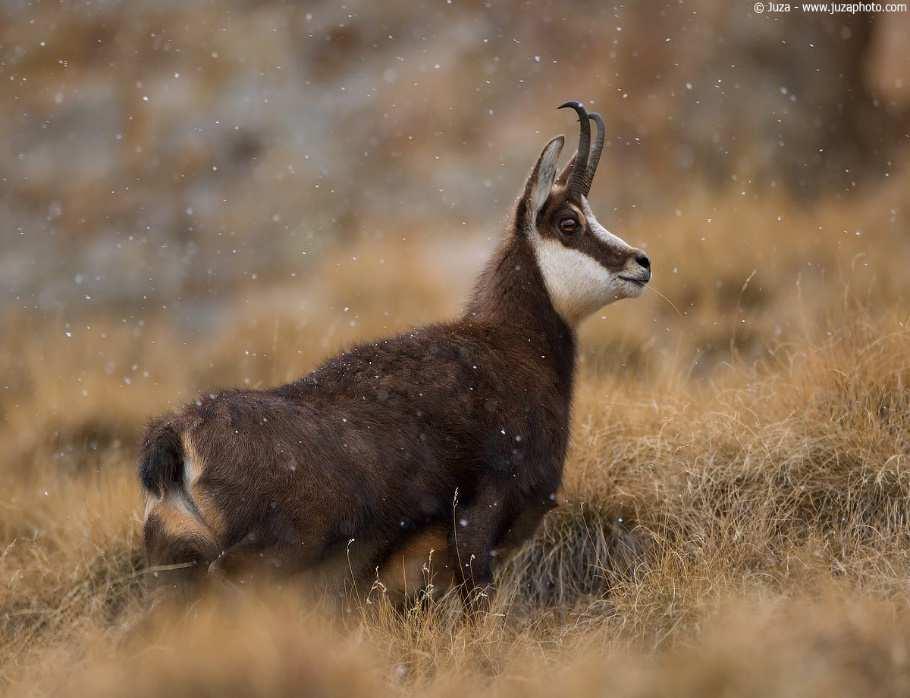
[1,177,910,695]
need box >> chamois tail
[139,419,183,497]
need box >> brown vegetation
[2,162,910,693]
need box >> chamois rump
[140,101,652,608]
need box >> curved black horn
[557,101,590,198]
[583,112,606,196]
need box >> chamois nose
[634,252,651,271]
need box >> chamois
[140,101,652,608]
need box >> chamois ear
[519,135,564,230]
[555,153,575,187]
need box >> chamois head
[518,101,651,326]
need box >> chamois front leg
[449,482,513,613]
[496,498,556,552]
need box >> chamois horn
[583,111,606,196]
[557,101,591,198]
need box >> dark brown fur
[141,228,570,601]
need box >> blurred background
[1,0,910,457]
[3,0,908,321]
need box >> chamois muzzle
[558,101,606,198]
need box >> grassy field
[2,170,910,696]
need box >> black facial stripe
[536,192,633,272]
[574,229,629,271]
[555,207,629,271]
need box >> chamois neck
[464,234,576,364]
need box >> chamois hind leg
[372,525,456,605]
[143,494,220,600]
[207,524,329,583]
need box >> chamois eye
[558,217,578,235]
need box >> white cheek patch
[530,196,644,326]
[533,238,628,326]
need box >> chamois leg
[495,499,555,552]
[208,529,327,582]
[450,483,513,613]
